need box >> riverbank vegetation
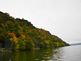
[0,11,69,50]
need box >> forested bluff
[0,11,69,50]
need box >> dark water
[0,45,81,61]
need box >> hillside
[0,11,69,50]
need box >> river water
[0,45,81,61]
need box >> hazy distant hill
[0,11,69,50]
[71,43,81,46]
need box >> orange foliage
[7,32,17,43]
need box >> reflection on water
[11,49,53,61]
[0,49,54,61]
[0,45,81,61]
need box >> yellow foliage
[8,32,16,37]
[19,32,25,39]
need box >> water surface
[0,45,81,61]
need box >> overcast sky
[0,0,81,44]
